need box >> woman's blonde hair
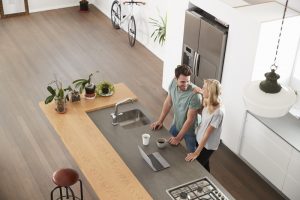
[203,79,222,113]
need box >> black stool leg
[51,186,60,200]
[59,187,63,200]
[68,186,76,200]
[79,179,83,200]
[65,186,69,199]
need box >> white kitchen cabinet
[282,149,300,200]
[240,111,300,199]
[240,113,293,190]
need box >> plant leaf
[64,86,72,92]
[72,79,86,84]
[57,89,64,99]
[45,95,55,104]
[74,81,82,89]
[79,85,84,94]
[149,13,167,46]
[47,86,56,96]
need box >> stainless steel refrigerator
[182,9,228,87]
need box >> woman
[185,79,224,172]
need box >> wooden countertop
[39,83,153,200]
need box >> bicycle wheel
[128,16,136,47]
[111,1,121,29]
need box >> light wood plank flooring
[0,5,285,200]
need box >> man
[151,64,202,152]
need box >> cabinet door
[240,114,293,190]
[282,149,300,200]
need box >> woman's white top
[196,106,224,150]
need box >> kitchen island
[39,83,234,200]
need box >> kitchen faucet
[111,98,134,125]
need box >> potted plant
[79,0,89,11]
[73,71,99,99]
[149,13,167,46]
[45,79,71,113]
[96,81,115,96]
[65,85,81,102]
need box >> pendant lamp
[243,0,297,118]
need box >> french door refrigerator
[182,9,228,87]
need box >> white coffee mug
[142,133,150,146]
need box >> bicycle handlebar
[123,1,146,5]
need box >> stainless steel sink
[117,109,151,129]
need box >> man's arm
[169,108,198,145]
[150,95,172,130]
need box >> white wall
[162,0,189,90]
[93,0,166,60]
[28,0,83,13]
[252,17,300,84]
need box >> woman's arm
[185,125,215,162]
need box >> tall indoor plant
[149,13,167,46]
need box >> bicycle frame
[117,1,135,28]
[111,0,145,46]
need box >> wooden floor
[0,5,285,200]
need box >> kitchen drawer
[240,114,293,189]
[282,174,300,200]
[286,149,300,181]
[241,114,292,171]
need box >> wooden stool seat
[52,168,79,187]
[51,168,83,200]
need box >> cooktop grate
[166,177,229,200]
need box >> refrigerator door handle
[192,52,197,75]
[195,52,200,76]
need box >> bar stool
[51,168,83,200]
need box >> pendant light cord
[272,0,289,70]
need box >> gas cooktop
[166,177,229,200]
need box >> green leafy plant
[149,14,167,45]
[45,80,71,104]
[72,71,99,94]
[96,81,115,95]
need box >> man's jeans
[169,124,197,152]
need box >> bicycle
[110,0,146,47]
